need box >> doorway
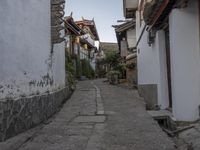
[164,20,172,109]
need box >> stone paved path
[0,79,176,150]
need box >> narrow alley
[0,79,176,150]
[2,0,200,149]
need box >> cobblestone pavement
[0,79,176,150]
[176,122,200,150]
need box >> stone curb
[91,82,105,115]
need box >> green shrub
[65,51,75,90]
[81,59,95,79]
[76,56,82,79]
[107,70,120,85]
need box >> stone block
[0,87,71,142]
[13,100,21,114]
[138,84,158,110]
[74,116,106,123]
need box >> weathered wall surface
[127,29,136,48]
[0,0,66,100]
[169,0,200,121]
[138,84,158,109]
[0,87,71,141]
[0,0,68,141]
[126,58,137,87]
[136,20,169,109]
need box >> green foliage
[105,51,126,78]
[113,63,126,74]
[81,59,95,79]
[65,51,75,90]
[76,56,82,79]
[107,70,120,76]
[105,51,120,67]
[107,70,120,85]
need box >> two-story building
[123,0,200,122]
[75,18,100,70]
[65,16,99,79]
[113,18,137,87]
[64,15,86,78]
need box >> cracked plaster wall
[0,0,66,100]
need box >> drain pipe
[133,24,147,50]
[199,105,200,118]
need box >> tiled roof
[75,18,100,41]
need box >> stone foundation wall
[126,68,137,87]
[138,84,157,110]
[0,87,71,142]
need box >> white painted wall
[52,42,66,88]
[157,31,170,109]
[169,0,200,121]
[90,49,96,70]
[120,40,128,57]
[0,0,65,100]
[137,22,169,108]
[125,0,138,9]
[127,29,136,48]
[81,34,95,46]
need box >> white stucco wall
[137,23,169,108]
[90,49,96,70]
[81,34,95,46]
[52,42,66,87]
[169,0,200,121]
[0,0,65,100]
[120,40,128,57]
[127,29,136,48]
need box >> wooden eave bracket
[174,0,190,8]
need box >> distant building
[64,16,85,78]
[96,42,119,77]
[65,16,99,78]
[113,20,137,86]
[76,18,100,71]
[100,42,119,55]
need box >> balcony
[123,0,139,18]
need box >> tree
[105,51,126,79]
[105,51,120,71]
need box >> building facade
[0,0,69,141]
[76,18,100,71]
[95,42,119,77]
[65,16,99,79]
[123,0,200,121]
[113,19,137,86]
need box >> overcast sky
[64,0,124,43]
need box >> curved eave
[80,38,96,49]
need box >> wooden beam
[150,0,169,27]
[176,0,190,8]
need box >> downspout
[133,24,147,50]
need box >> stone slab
[74,116,106,123]
[85,124,105,150]
[0,87,71,142]
[97,111,105,115]
[147,110,173,119]
[138,84,158,109]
